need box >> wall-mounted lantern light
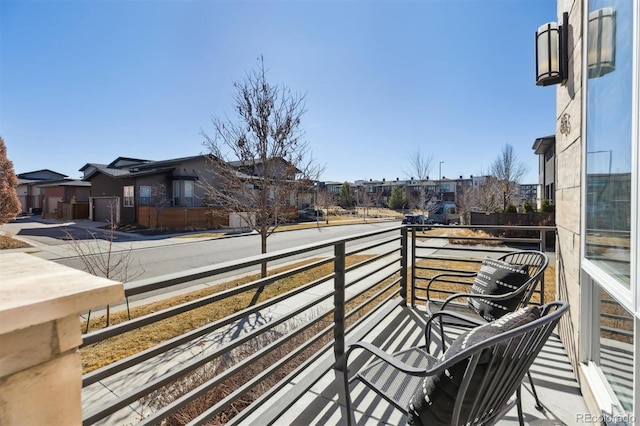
[588,7,616,78]
[535,12,569,86]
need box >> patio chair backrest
[495,250,549,309]
[410,301,567,425]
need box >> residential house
[532,135,556,209]
[15,169,67,214]
[227,157,311,211]
[80,155,309,229]
[37,180,91,220]
[80,156,215,225]
[518,183,538,209]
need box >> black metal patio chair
[422,250,549,409]
[423,250,549,323]
[341,301,568,426]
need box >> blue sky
[1,0,558,184]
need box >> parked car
[298,208,324,222]
[401,214,431,227]
[427,202,459,224]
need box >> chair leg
[516,386,525,426]
[527,370,544,411]
[341,355,355,426]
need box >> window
[184,181,194,207]
[140,186,151,206]
[598,289,633,415]
[123,186,134,207]
[173,181,180,206]
[584,0,633,287]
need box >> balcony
[1,224,593,425]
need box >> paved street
[1,216,400,282]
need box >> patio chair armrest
[425,271,478,301]
[345,342,427,376]
[440,282,532,311]
[425,310,485,352]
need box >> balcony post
[400,226,408,306]
[0,253,123,426]
[333,241,346,369]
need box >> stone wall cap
[0,253,124,334]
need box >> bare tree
[404,149,433,214]
[490,144,527,209]
[459,175,504,217]
[358,186,372,220]
[315,186,334,219]
[0,137,21,224]
[66,202,143,330]
[201,56,323,277]
[151,183,170,231]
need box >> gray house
[80,156,215,224]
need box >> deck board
[238,304,588,426]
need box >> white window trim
[579,0,640,421]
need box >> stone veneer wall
[554,0,600,415]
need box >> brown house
[15,169,68,214]
[37,180,91,219]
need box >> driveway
[2,216,134,246]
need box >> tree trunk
[260,229,268,278]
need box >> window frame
[184,181,195,207]
[173,181,181,206]
[579,0,639,422]
[123,185,134,208]
[139,185,151,206]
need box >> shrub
[541,199,555,213]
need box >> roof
[36,179,91,188]
[16,169,68,180]
[124,166,177,178]
[82,165,133,180]
[532,135,555,155]
[227,157,301,174]
[79,163,107,172]
[82,154,210,181]
[132,155,207,170]
[106,157,151,169]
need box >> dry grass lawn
[81,255,372,373]
[413,257,556,305]
[0,234,31,249]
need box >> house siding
[89,174,136,224]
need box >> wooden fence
[137,206,228,230]
[137,206,300,231]
[56,202,90,221]
[469,211,555,226]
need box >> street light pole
[439,161,445,201]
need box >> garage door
[93,197,119,222]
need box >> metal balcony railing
[80,224,555,425]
